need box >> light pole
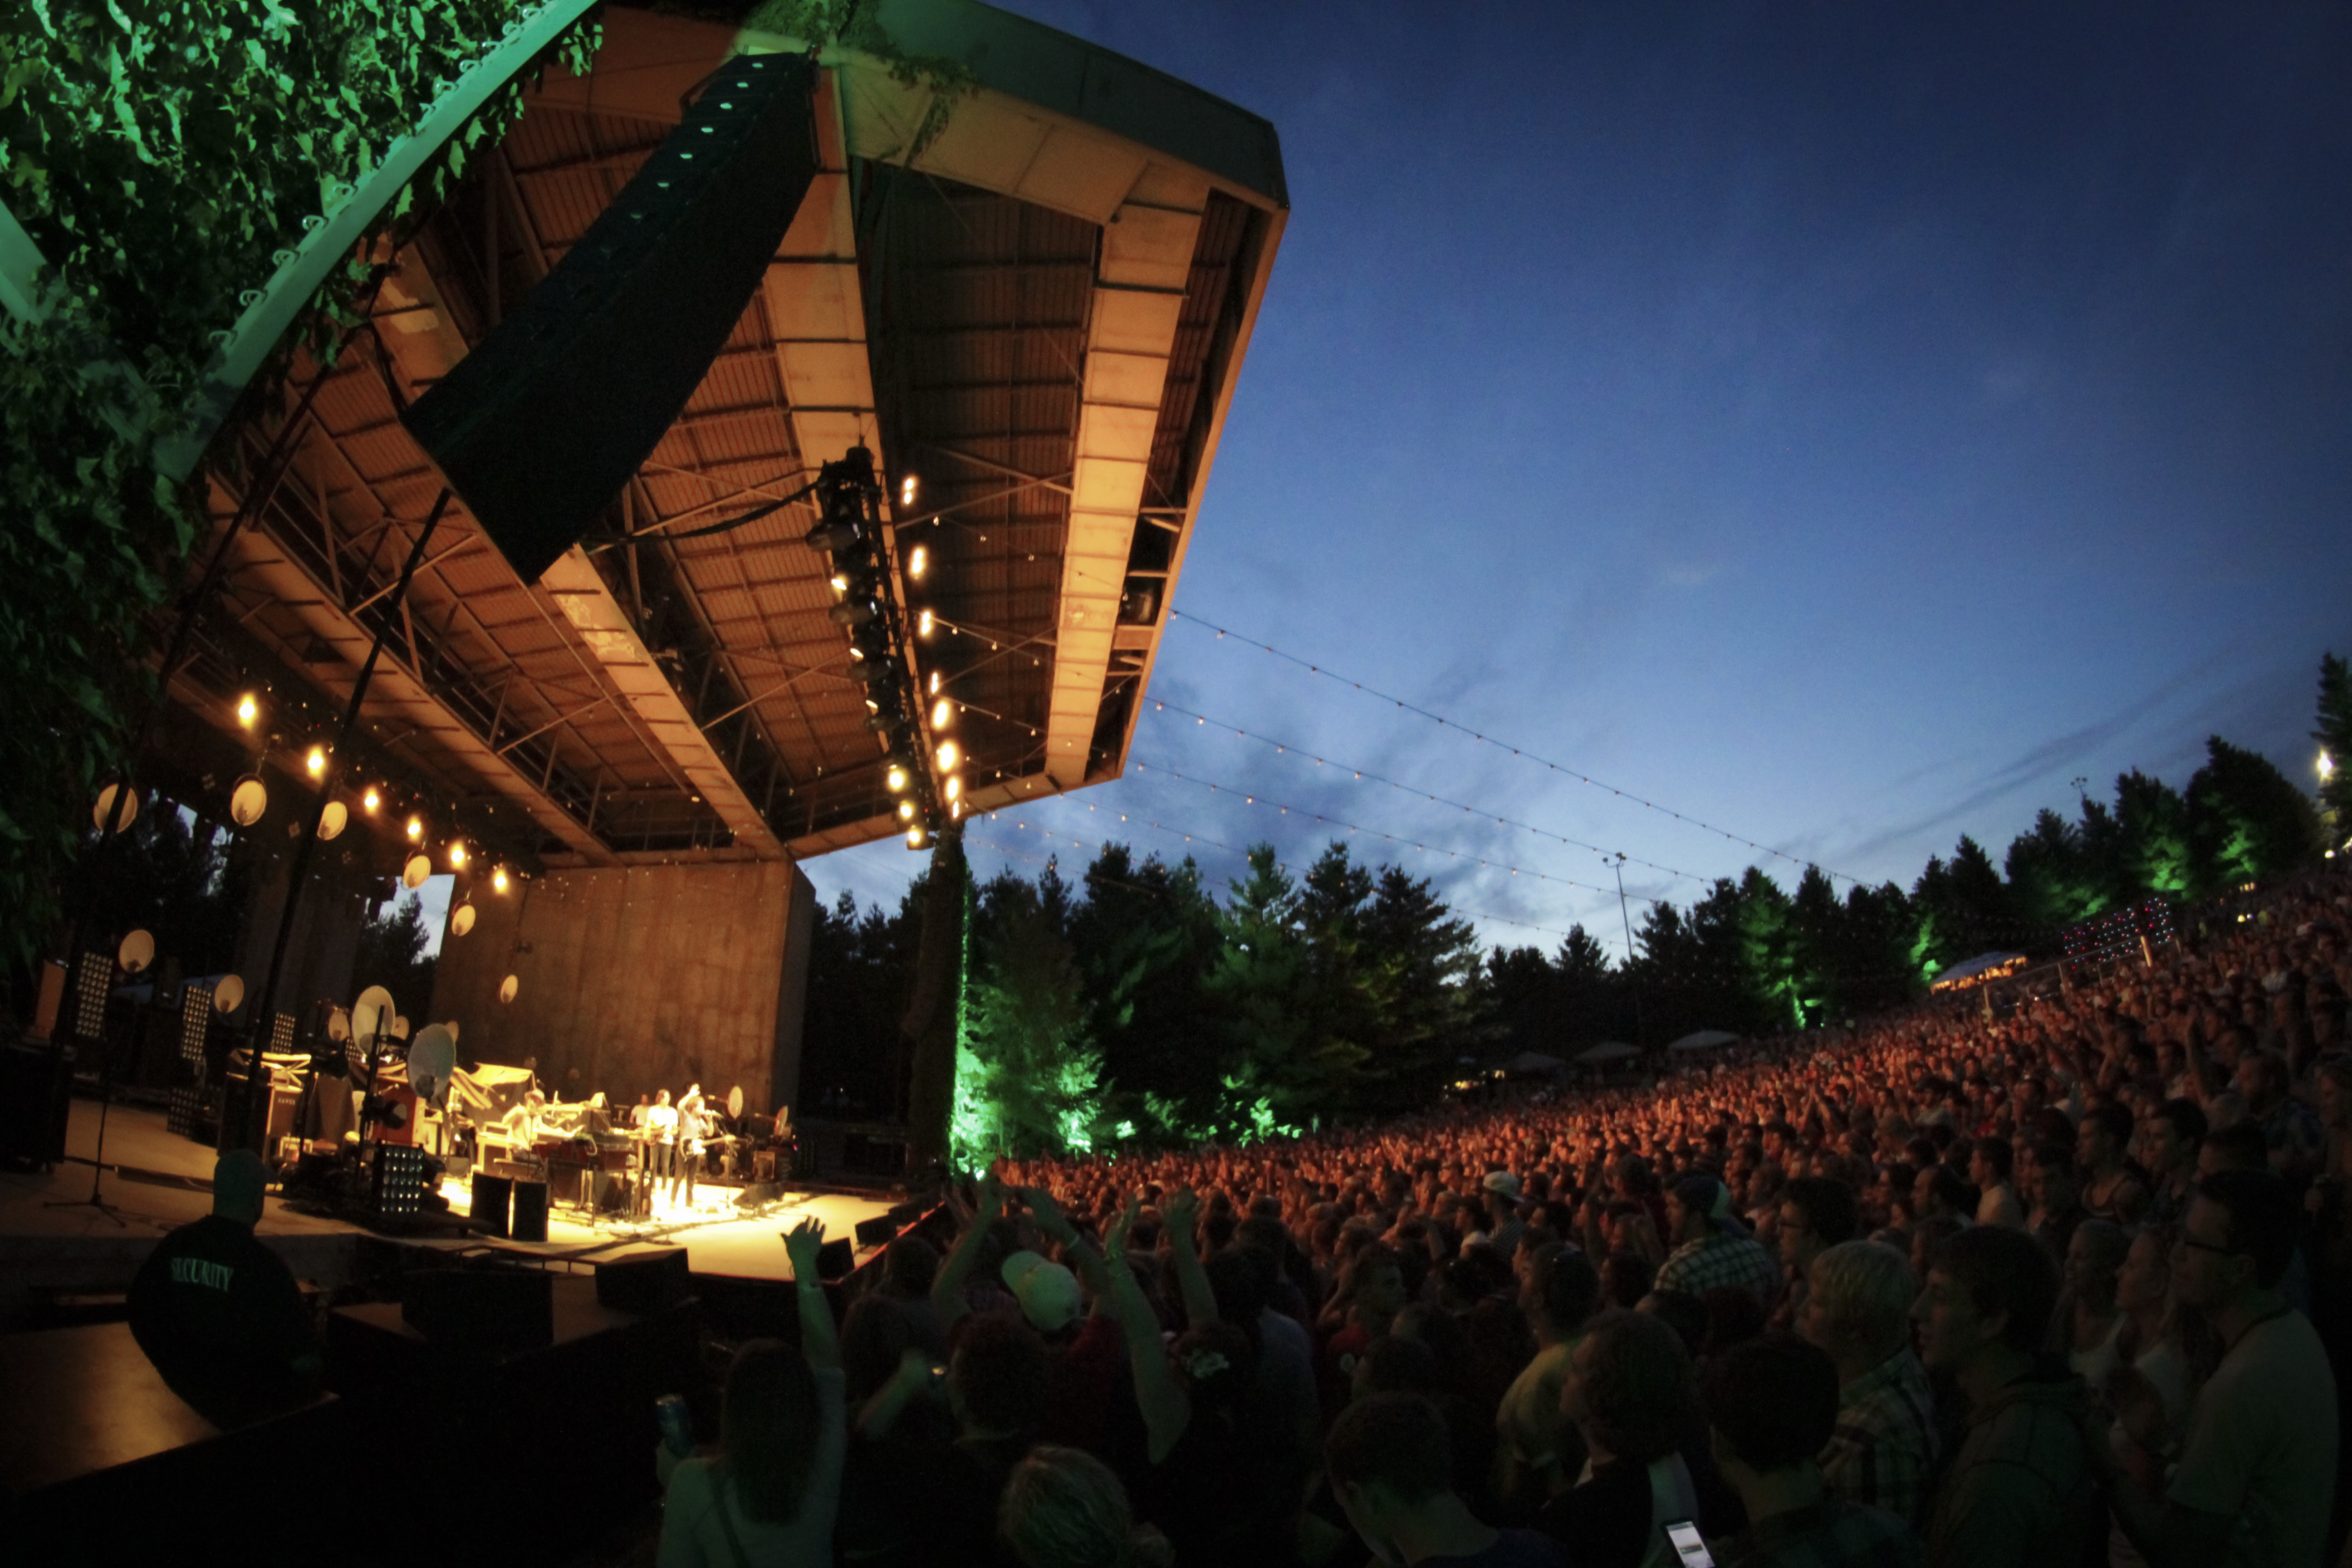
[1608,853,1645,1050]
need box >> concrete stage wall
[430,860,818,1114]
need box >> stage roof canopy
[171,0,1285,868]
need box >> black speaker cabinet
[401,1267,553,1357]
[816,1237,853,1282]
[471,1171,513,1238]
[596,1249,693,1315]
[854,1212,898,1249]
[402,54,818,583]
[510,1179,550,1244]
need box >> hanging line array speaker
[402,53,820,584]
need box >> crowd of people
[659,868,2352,1567]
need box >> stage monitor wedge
[403,54,820,584]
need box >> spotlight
[886,764,908,793]
[806,519,860,554]
[951,799,964,820]
[900,474,918,508]
[906,826,926,848]
[908,544,928,580]
[917,607,934,637]
[406,815,423,841]
[829,573,849,598]
[829,600,876,627]
[235,692,259,728]
[931,697,953,729]
[305,745,327,777]
[362,788,380,813]
[898,799,916,821]
[929,671,941,695]
[492,867,510,893]
[448,840,468,869]
[945,774,962,801]
[936,741,960,771]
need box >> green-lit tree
[2186,736,2320,893]
[2316,653,2352,844]
[961,862,1103,1161]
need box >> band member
[645,1088,678,1200]
[673,1084,705,1207]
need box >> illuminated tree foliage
[805,673,2336,1156]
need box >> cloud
[1836,654,2223,862]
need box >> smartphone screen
[1663,1520,1717,1568]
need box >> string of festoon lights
[965,547,1859,885]
[976,778,1667,909]
[1158,606,1863,885]
[185,678,525,917]
[1112,762,1671,905]
[1145,699,1712,887]
[963,820,1595,943]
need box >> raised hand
[1019,1185,1076,1245]
[783,1215,826,1279]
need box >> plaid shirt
[1818,1348,1938,1526]
[1715,1497,1923,1568]
[1654,1230,1782,1305]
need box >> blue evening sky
[805,2,2352,956]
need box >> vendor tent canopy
[1502,1051,1567,1074]
[1668,1029,1740,1052]
[1574,1041,1641,1065]
[1931,952,2029,991]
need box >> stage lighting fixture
[807,520,860,554]
[900,474,917,507]
[362,787,380,813]
[829,600,876,627]
[406,814,423,840]
[917,608,933,637]
[305,745,327,776]
[928,671,941,695]
[886,764,909,792]
[950,799,964,820]
[897,799,916,821]
[828,572,850,598]
[492,867,510,893]
[945,774,962,801]
[907,544,927,579]
[931,697,953,729]
[235,692,259,727]
[936,741,960,771]
[448,840,468,869]
[906,826,925,848]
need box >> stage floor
[1,1097,898,1308]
